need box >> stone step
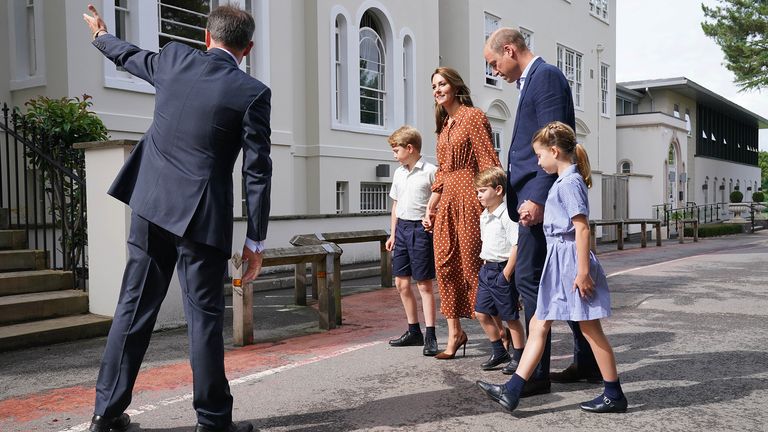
[0,229,27,250]
[0,249,47,272]
[0,208,8,229]
[0,313,112,352]
[0,270,73,296]
[0,290,88,325]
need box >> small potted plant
[728,190,748,222]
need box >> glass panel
[158,0,211,50]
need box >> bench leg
[294,263,307,306]
[381,240,392,287]
[655,223,662,246]
[589,223,597,254]
[694,222,699,242]
[617,223,624,250]
[316,258,336,330]
[641,222,647,248]
[311,261,319,299]
[332,254,342,326]
[679,224,685,244]
[232,281,254,346]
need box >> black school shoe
[579,393,628,413]
[388,331,424,346]
[481,351,511,370]
[423,335,438,356]
[550,363,603,384]
[476,380,520,413]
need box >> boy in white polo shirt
[385,126,439,356]
[474,167,526,372]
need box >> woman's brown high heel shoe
[435,331,468,360]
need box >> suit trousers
[94,212,233,428]
[515,224,598,382]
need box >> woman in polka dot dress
[424,67,501,359]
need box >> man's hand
[241,246,263,284]
[518,200,544,226]
[83,4,108,37]
[385,235,395,252]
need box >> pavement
[1,232,767,431]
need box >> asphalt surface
[1,231,767,431]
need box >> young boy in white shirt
[385,126,439,356]
[474,167,526,371]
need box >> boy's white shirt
[479,202,519,262]
[389,157,437,221]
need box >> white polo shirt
[479,203,519,262]
[389,158,437,221]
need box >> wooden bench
[290,229,392,326]
[622,218,662,248]
[678,218,699,243]
[231,243,342,346]
[589,219,624,253]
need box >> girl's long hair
[431,67,473,134]
[532,121,592,188]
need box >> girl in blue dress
[477,121,627,414]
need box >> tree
[759,150,768,191]
[701,0,768,91]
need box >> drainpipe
[596,44,604,171]
[645,87,654,112]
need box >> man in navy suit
[478,28,600,402]
[83,4,270,432]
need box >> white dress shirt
[479,203,519,262]
[389,158,437,221]
[517,55,541,91]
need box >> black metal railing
[652,202,727,238]
[0,103,87,289]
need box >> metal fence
[652,202,727,239]
[0,103,87,289]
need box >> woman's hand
[573,272,595,299]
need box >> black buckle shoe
[388,331,424,347]
[500,358,519,375]
[195,421,254,432]
[481,351,511,370]
[579,393,628,413]
[423,335,438,356]
[476,380,520,412]
[520,379,551,398]
[550,363,603,384]
[89,414,131,432]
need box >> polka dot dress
[432,105,501,319]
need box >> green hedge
[684,223,743,238]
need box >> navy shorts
[475,261,520,321]
[392,219,435,281]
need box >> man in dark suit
[477,27,600,406]
[83,4,270,432]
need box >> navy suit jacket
[93,35,272,253]
[506,57,575,221]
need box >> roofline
[618,77,768,128]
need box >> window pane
[158,0,211,50]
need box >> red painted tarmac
[0,286,407,429]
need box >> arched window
[359,11,386,126]
[333,14,348,123]
[619,160,631,174]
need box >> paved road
[1,232,767,431]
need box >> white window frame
[600,63,609,117]
[7,0,46,90]
[100,0,261,94]
[520,27,534,52]
[336,181,349,214]
[402,33,415,125]
[491,127,503,156]
[332,12,349,125]
[589,0,609,22]
[484,12,501,88]
[556,44,583,110]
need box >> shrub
[684,223,743,238]
[729,190,743,203]
[752,191,765,202]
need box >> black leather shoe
[579,393,628,413]
[195,421,254,432]
[520,379,551,398]
[500,358,519,375]
[389,331,424,347]
[476,380,520,412]
[481,351,511,370]
[89,413,130,432]
[550,363,603,384]
[423,335,438,356]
